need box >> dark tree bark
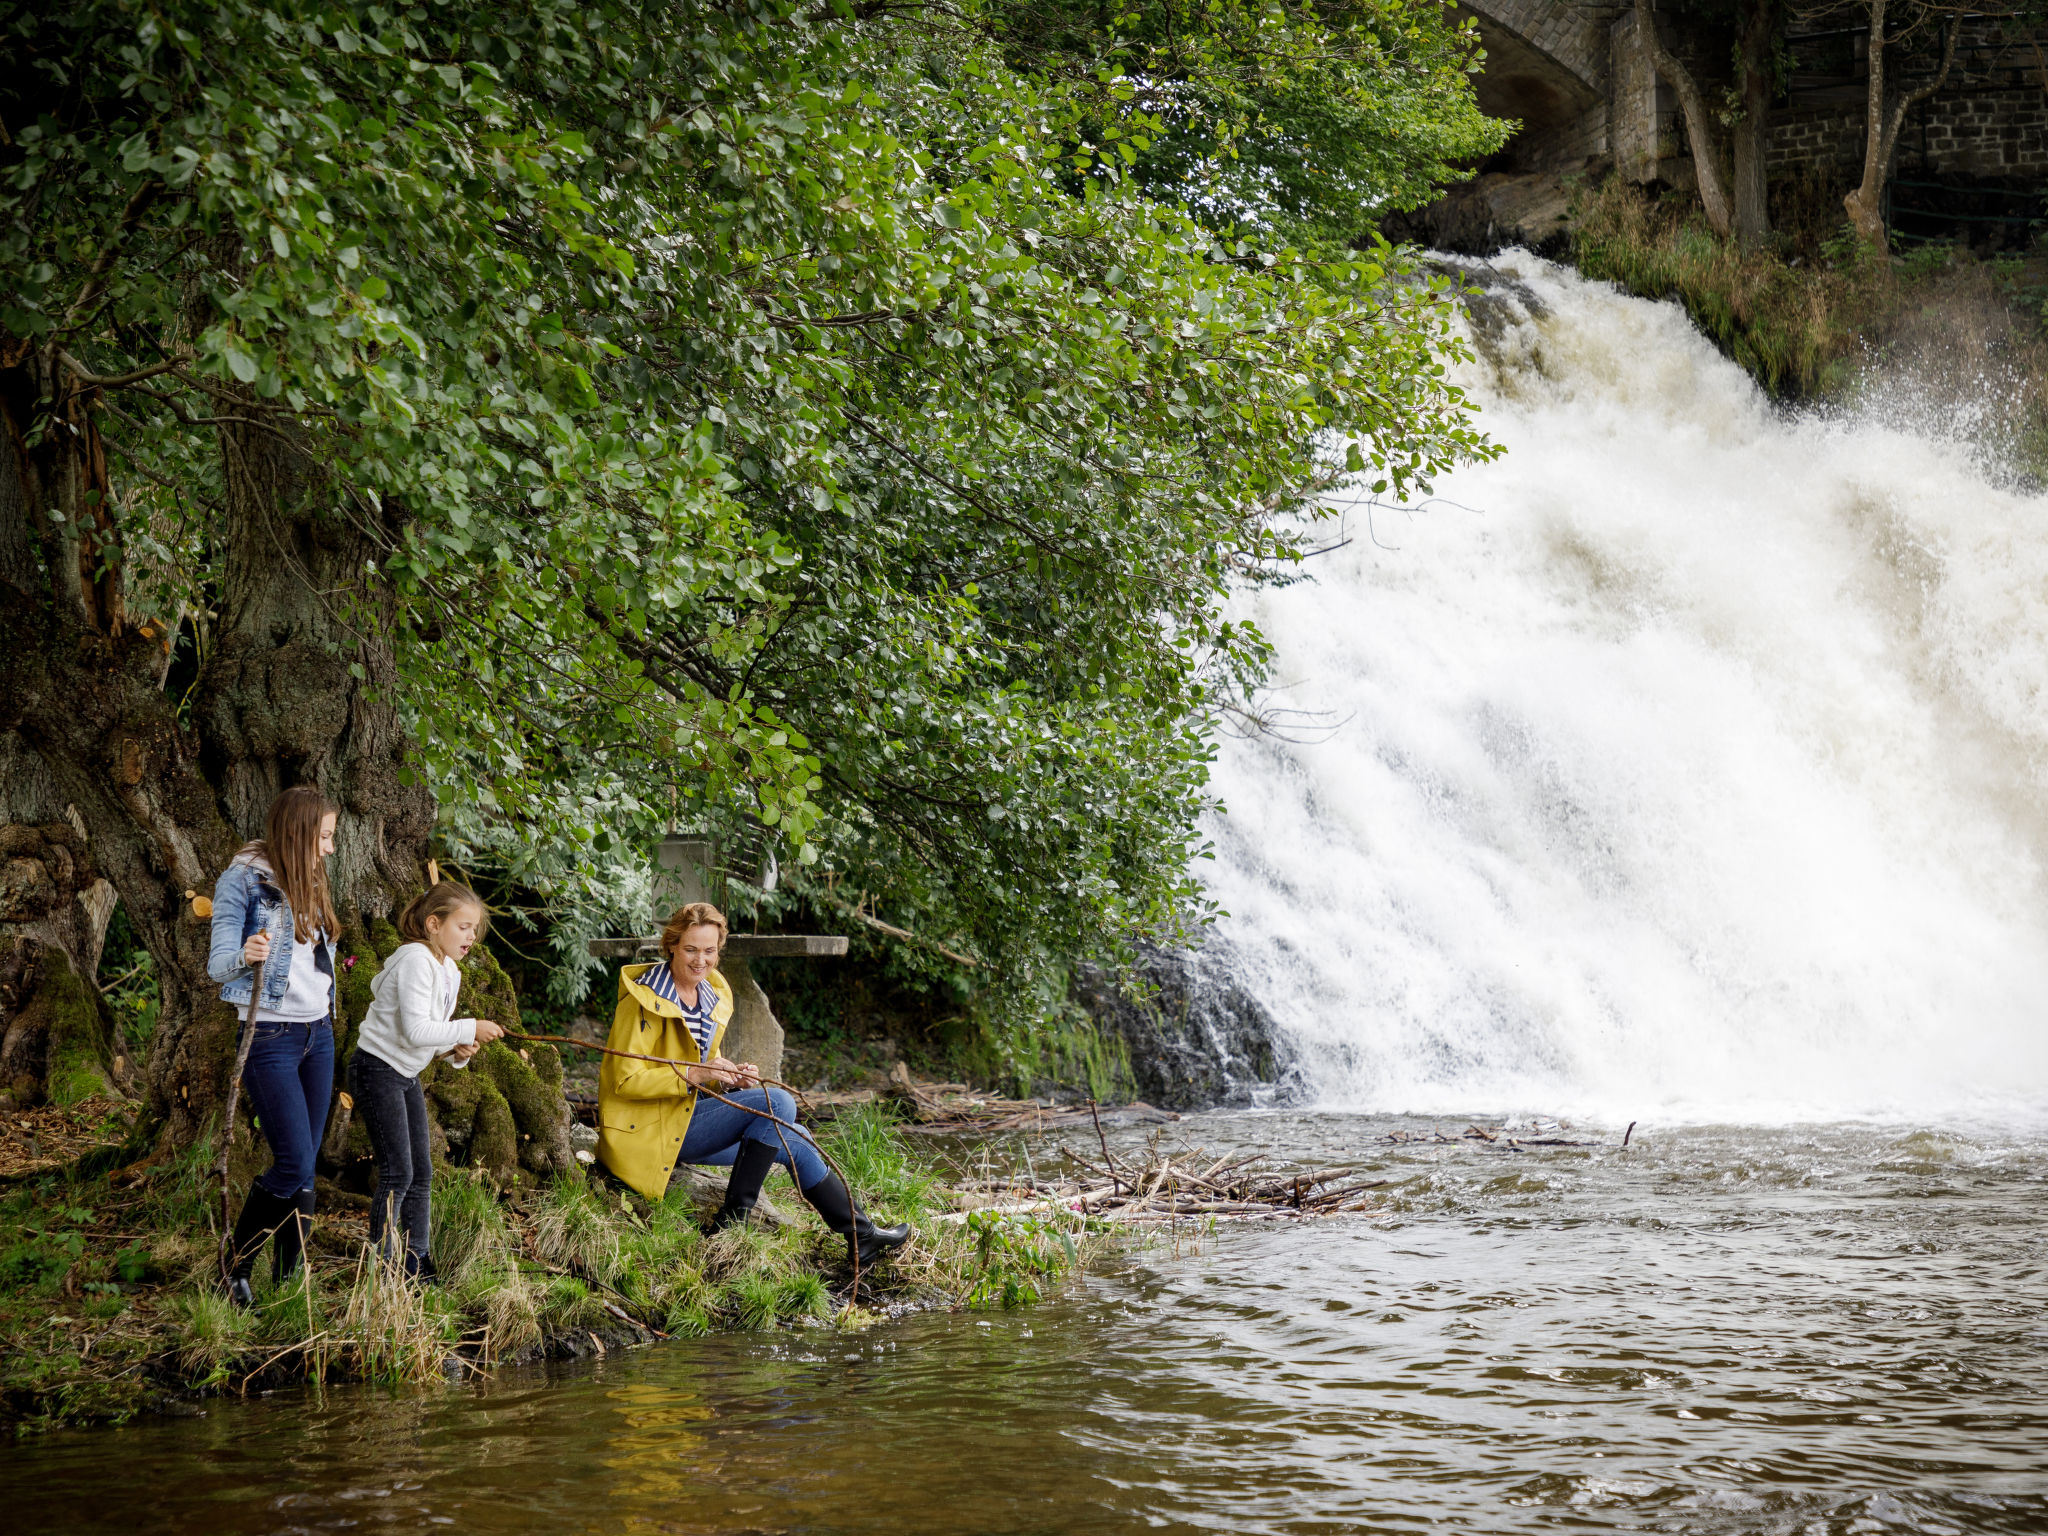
[1634,0,1738,238]
[0,731,124,1108]
[1730,0,1782,247]
[0,344,433,1151]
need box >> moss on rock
[1,941,120,1107]
[409,945,572,1189]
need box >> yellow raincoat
[595,961,735,1200]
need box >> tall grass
[7,1110,1108,1428]
[1568,181,2048,479]
[1570,179,1859,396]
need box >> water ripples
[9,1118,2048,1534]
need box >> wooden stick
[217,918,280,1279]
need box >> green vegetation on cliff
[1572,180,2048,475]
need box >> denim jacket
[207,857,337,1020]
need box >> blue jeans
[678,1087,828,1191]
[242,1016,334,1200]
[347,1048,433,1260]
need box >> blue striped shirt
[640,961,718,1060]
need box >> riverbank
[12,1116,2045,1534]
[0,1104,1097,1434]
[1565,180,2048,477]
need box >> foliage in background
[3,0,1498,1079]
[989,0,1509,245]
[1571,180,2048,480]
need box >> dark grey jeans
[347,1048,433,1261]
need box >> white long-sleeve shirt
[355,942,478,1079]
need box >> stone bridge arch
[1455,0,1621,172]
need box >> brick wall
[1766,18,2048,181]
[1770,90,2048,180]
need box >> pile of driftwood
[1381,1122,1606,1149]
[940,1130,1390,1226]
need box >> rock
[716,954,783,1083]
[1073,944,1287,1111]
[1380,168,1586,257]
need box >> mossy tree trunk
[0,732,125,1108]
[0,347,567,1173]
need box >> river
[12,257,2048,1531]
[11,1115,2048,1533]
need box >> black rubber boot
[800,1172,911,1268]
[403,1249,439,1285]
[709,1139,782,1233]
[225,1185,293,1307]
[271,1186,315,1286]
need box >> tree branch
[57,349,191,391]
[60,181,162,336]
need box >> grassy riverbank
[0,1105,1102,1435]
[1569,180,2048,477]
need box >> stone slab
[585,934,849,960]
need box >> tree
[1633,0,1778,247]
[1830,0,1964,246]
[1,0,1495,1142]
[988,0,1510,246]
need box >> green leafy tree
[0,0,1493,1139]
[988,0,1509,245]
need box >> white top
[355,942,478,1079]
[236,852,333,1024]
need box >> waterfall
[1204,252,2048,1124]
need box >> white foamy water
[1205,252,2048,1125]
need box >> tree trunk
[1730,0,1780,248]
[1843,6,1962,250]
[3,330,568,1181]
[0,731,125,1108]
[0,345,431,1152]
[1633,0,1737,239]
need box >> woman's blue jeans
[242,1016,334,1200]
[678,1087,829,1191]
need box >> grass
[1568,179,2048,479]
[0,1104,1110,1433]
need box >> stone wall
[1913,91,2048,178]
[1768,90,2048,181]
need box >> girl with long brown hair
[205,785,343,1307]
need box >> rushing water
[11,1117,2048,1533]
[1205,252,2048,1125]
[14,259,2048,1531]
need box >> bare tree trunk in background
[1634,0,1738,238]
[1730,0,1782,247]
[1843,4,1962,248]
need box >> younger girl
[208,785,342,1307]
[350,882,505,1279]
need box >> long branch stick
[216,919,280,1279]
[497,1029,874,1299]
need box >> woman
[206,786,341,1306]
[596,901,911,1266]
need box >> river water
[15,259,2048,1530]
[11,1115,2048,1533]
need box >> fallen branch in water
[938,1144,1389,1226]
[1380,1123,1604,1149]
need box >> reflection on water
[13,1115,2048,1534]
